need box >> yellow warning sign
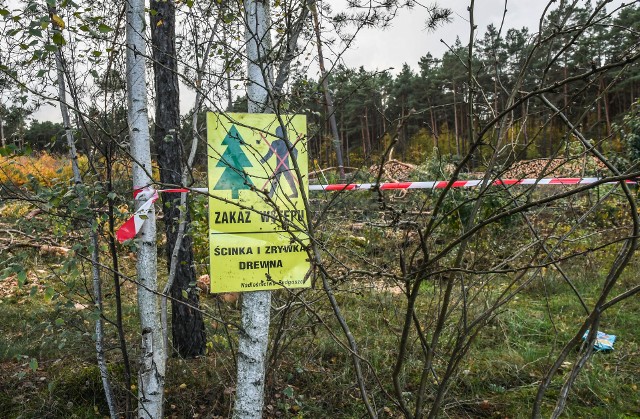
[207,113,310,293]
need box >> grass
[1,258,639,417]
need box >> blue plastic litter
[583,330,616,351]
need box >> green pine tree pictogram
[214,125,254,199]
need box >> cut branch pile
[318,157,606,185]
[369,159,416,182]
[500,157,607,179]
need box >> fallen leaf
[51,14,65,29]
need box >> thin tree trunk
[150,0,206,359]
[602,78,611,137]
[0,111,5,147]
[343,113,350,167]
[401,98,407,160]
[466,2,475,171]
[106,161,133,418]
[361,115,367,161]
[126,0,165,416]
[428,100,438,149]
[523,99,530,151]
[225,30,234,111]
[49,5,117,417]
[452,81,460,156]
[364,109,371,161]
[563,63,569,110]
[272,0,308,100]
[310,0,345,179]
[234,0,273,417]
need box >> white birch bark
[245,0,272,114]
[50,8,117,417]
[126,0,165,417]
[1,112,6,147]
[234,1,273,417]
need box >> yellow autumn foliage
[0,152,89,187]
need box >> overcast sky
[336,0,625,73]
[31,0,628,121]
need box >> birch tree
[126,0,165,417]
[233,0,273,417]
[47,4,117,416]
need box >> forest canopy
[2,3,638,173]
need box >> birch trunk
[234,0,273,417]
[1,112,6,147]
[126,0,165,417]
[49,6,117,417]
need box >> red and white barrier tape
[308,177,639,191]
[115,187,160,242]
[116,178,637,241]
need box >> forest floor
[1,200,639,419]
[1,155,640,418]
[1,252,639,418]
